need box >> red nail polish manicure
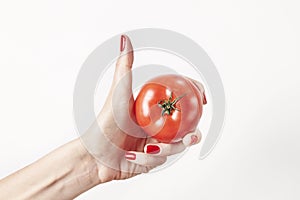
[120,35,126,52]
[146,145,160,154]
[190,135,198,145]
[125,152,136,160]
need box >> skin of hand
[0,35,206,200]
[83,35,206,182]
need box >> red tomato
[134,74,206,143]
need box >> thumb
[105,35,135,125]
[105,34,134,107]
[109,35,143,138]
[112,34,134,88]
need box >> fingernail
[125,152,136,160]
[145,145,161,154]
[203,92,207,105]
[190,135,198,145]
[120,35,126,52]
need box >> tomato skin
[135,74,205,143]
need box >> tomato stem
[158,92,186,116]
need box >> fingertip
[125,151,167,167]
[116,34,134,71]
[112,35,134,88]
[125,151,136,161]
[183,130,202,147]
[120,34,133,55]
[185,77,207,105]
[144,144,161,155]
[203,91,207,105]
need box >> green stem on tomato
[158,92,186,116]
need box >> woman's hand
[82,35,206,183]
[0,34,207,200]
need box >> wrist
[73,138,101,184]
[74,138,116,184]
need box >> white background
[0,0,300,200]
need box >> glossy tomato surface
[134,74,205,143]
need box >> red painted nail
[203,92,207,105]
[125,152,136,160]
[146,145,161,154]
[190,135,198,145]
[120,35,126,52]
